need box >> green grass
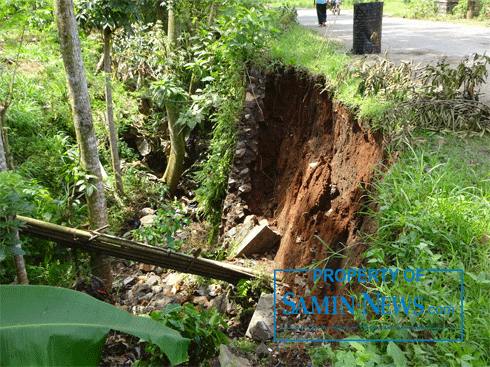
[362,132,490,365]
[267,0,316,8]
[322,132,490,365]
[267,22,394,121]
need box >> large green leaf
[0,285,190,366]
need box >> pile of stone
[220,67,267,242]
[113,265,234,316]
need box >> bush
[407,0,439,18]
[137,304,228,366]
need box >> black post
[353,2,384,54]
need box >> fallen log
[17,215,256,284]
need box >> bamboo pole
[16,215,256,284]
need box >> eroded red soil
[240,68,385,335]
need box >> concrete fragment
[235,224,281,257]
[258,218,269,226]
[243,215,257,225]
[193,295,209,305]
[226,227,237,237]
[139,207,156,216]
[147,275,160,287]
[245,293,275,339]
[245,92,258,102]
[151,285,163,293]
[250,320,273,342]
[140,292,154,301]
[164,273,184,286]
[218,345,251,367]
[209,292,233,314]
[123,275,136,287]
[207,284,220,297]
[238,184,252,193]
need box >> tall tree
[162,4,185,195]
[102,26,124,195]
[0,127,29,285]
[54,0,112,288]
[1,65,29,285]
[75,0,142,196]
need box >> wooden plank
[16,215,256,284]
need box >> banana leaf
[0,285,190,366]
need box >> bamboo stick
[16,215,257,283]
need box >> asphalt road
[297,8,490,104]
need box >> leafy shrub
[124,198,190,251]
[407,0,439,18]
[0,171,79,285]
[137,304,228,366]
[348,54,490,141]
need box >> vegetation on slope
[1,1,489,365]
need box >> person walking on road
[315,0,327,27]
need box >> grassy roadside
[267,11,490,367]
[266,0,490,25]
[266,23,391,120]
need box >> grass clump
[352,133,489,365]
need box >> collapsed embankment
[222,66,385,334]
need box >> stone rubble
[220,67,269,250]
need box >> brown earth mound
[222,67,385,336]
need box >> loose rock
[245,293,274,339]
[147,275,160,287]
[256,342,271,359]
[250,320,273,342]
[218,345,251,367]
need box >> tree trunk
[0,106,15,171]
[163,6,185,195]
[163,101,185,194]
[0,123,7,171]
[103,27,124,195]
[0,120,29,285]
[208,1,218,26]
[54,0,112,290]
[12,232,29,284]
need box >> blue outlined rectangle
[273,269,463,342]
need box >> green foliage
[75,0,144,32]
[216,5,280,62]
[125,199,190,251]
[231,337,258,354]
[0,285,190,366]
[0,171,52,259]
[0,0,54,31]
[194,73,243,239]
[0,170,85,286]
[406,0,439,18]
[229,275,273,309]
[137,303,228,366]
[345,53,490,141]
